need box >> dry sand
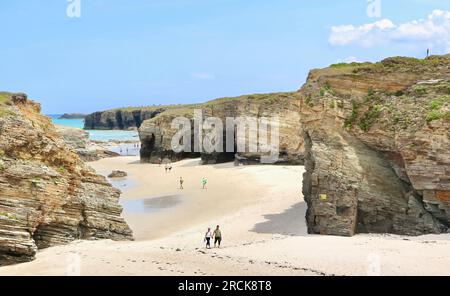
[1,157,449,276]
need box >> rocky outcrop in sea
[58,113,86,119]
[56,125,120,162]
[84,108,166,130]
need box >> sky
[0,0,449,114]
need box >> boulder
[108,170,128,178]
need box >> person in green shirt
[213,225,222,248]
[201,177,208,190]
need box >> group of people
[119,143,140,156]
[164,163,173,173]
[178,177,208,190]
[156,158,217,248]
[204,225,222,249]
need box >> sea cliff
[0,93,133,265]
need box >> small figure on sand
[179,177,184,189]
[168,165,172,172]
[201,177,208,190]
[204,228,212,249]
[165,164,168,173]
[213,225,222,248]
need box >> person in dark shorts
[213,225,222,248]
[204,228,212,249]
[179,177,184,189]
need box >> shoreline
[0,156,449,276]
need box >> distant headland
[58,113,87,119]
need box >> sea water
[49,115,139,142]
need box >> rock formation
[84,107,167,130]
[56,125,90,151]
[108,170,128,178]
[138,93,304,165]
[56,125,119,162]
[300,56,450,236]
[58,113,86,119]
[78,54,449,238]
[0,93,133,265]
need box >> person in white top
[204,228,213,249]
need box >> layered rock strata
[138,93,304,165]
[300,56,450,236]
[0,94,133,265]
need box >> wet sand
[1,157,449,276]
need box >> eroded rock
[300,55,450,236]
[0,99,133,265]
[138,93,304,165]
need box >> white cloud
[191,72,215,80]
[329,10,450,51]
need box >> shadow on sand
[251,202,308,236]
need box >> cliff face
[84,108,166,130]
[0,94,133,265]
[138,93,304,165]
[300,56,450,236]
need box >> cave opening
[139,133,156,162]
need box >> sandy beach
[1,156,449,276]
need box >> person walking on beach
[201,177,208,190]
[165,164,168,173]
[204,228,213,249]
[179,177,184,189]
[213,225,222,248]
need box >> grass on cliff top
[107,92,297,114]
[0,92,15,118]
[204,92,297,105]
[0,92,11,105]
[330,62,373,69]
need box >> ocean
[48,115,139,142]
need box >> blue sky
[1,0,449,114]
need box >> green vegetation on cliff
[330,62,372,69]
[0,92,11,105]
[0,92,15,118]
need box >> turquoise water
[48,115,139,142]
